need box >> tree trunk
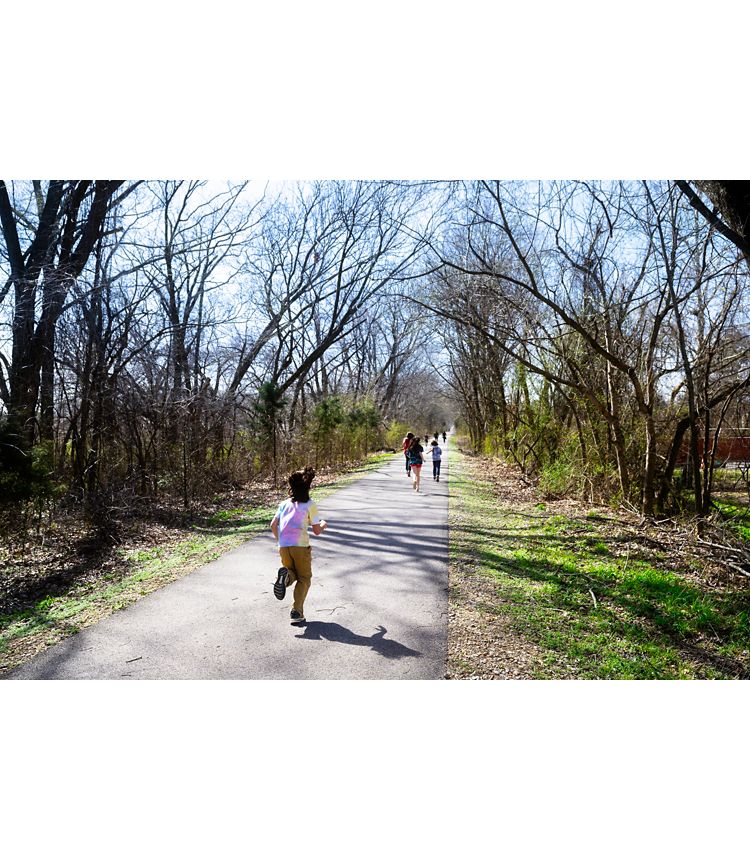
[642,413,657,518]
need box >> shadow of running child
[294,622,422,660]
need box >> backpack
[407,446,423,466]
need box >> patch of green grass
[714,500,750,542]
[449,450,750,679]
[207,507,246,525]
[583,537,610,555]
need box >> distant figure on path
[408,436,425,492]
[442,430,447,443]
[402,431,414,477]
[270,466,328,625]
[430,439,442,481]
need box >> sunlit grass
[713,500,750,542]
[449,450,750,679]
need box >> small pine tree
[252,382,287,486]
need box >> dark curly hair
[288,465,316,503]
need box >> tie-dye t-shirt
[275,499,320,547]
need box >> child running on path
[408,437,425,492]
[402,431,414,477]
[270,466,328,624]
[430,439,442,481]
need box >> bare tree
[424,180,750,517]
[0,180,138,447]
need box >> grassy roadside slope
[0,453,392,676]
[448,448,750,679]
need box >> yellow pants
[279,546,313,615]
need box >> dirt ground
[446,458,547,679]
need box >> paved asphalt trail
[10,448,449,679]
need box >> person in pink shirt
[270,466,328,625]
[402,431,414,477]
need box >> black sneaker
[290,609,306,625]
[274,567,289,600]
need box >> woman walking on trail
[442,430,447,443]
[408,436,425,492]
[270,466,328,625]
[402,431,414,477]
[430,439,442,481]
